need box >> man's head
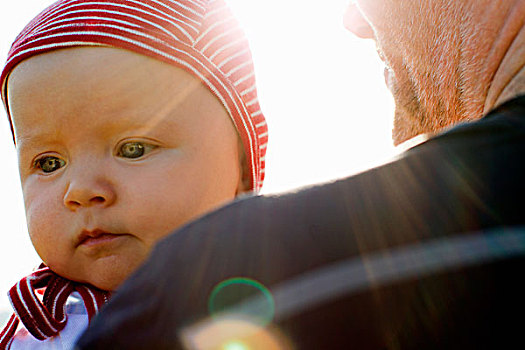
[0,0,267,290]
[344,0,525,145]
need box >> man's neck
[492,63,525,110]
[483,1,525,114]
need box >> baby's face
[8,47,244,290]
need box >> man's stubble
[375,1,482,145]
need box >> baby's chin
[50,254,147,292]
[84,267,136,291]
[91,258,146,291]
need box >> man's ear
[236,140,252,194]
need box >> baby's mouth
[77,229,126,247]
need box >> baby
[0,0,267,348]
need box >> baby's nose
[63,179,116,211]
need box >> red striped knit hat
[0,0,267,191]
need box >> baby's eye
[35,156,66,173]
[117,141,156,159]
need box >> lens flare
[208,277,275,326]
[180,317,291,350]
[222,340,249,350]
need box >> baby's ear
[236,141,252,194]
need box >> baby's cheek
[125,198,184,240]
[24,196,64,258]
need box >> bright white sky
[0,0,397,313]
